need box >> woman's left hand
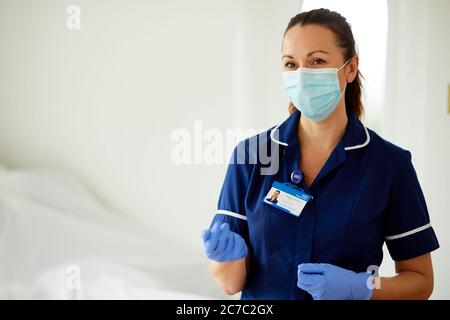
[297,263,373,300]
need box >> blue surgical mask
[282,59,350,121]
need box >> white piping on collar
[269,123,288,147]
[344,125,371,151]
[270,122,371,151]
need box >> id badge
[263,180,312,217]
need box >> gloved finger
[298,276,325,297]
[297,278,312,291]
[234,234,247,253]
[215,235,233,261]
[230,235,248,261]
[298,273,323,287]
[215,230,230,256]
[222,232,235,255]
[204,238,218,254]
[201,229,211,242]
[220,223,231,234]
[204,223,220,253]
[207,222,221,251]
[298,263,326,274]
[210,222,220,234]
[214,223,231,251]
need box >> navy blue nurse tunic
[208,108,439,300]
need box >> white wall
[384,0,450,299]
[0,0,298,259]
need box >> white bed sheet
[0,167,216,299]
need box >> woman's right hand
[201,222,248,262]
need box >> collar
[269,108,371,151]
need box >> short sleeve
[384,150,439,261]
[209,140,251,246]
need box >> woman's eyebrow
[281,54,294,60]
[307,50,330,56]
[281,50,330,60]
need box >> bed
[0,166,220,299]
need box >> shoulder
[225,125,279,182]
[230,126,276,162]
[236,126,275,148]
[366,128,412,167]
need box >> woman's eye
[311,58,325,66]
[284,62,297,69]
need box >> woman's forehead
[282,24,339,57]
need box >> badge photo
[263,181,312,217]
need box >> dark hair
[283,8,364,119]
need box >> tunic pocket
[263,202,301,259]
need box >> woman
[201,8,439,300]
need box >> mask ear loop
[336,58,352,97]
[337,57,352,71]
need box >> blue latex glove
[297,263,373,300]
[201,222,248,262]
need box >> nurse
[201,8,439,300]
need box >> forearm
[209,256,247,295]
[371,271,433,300]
